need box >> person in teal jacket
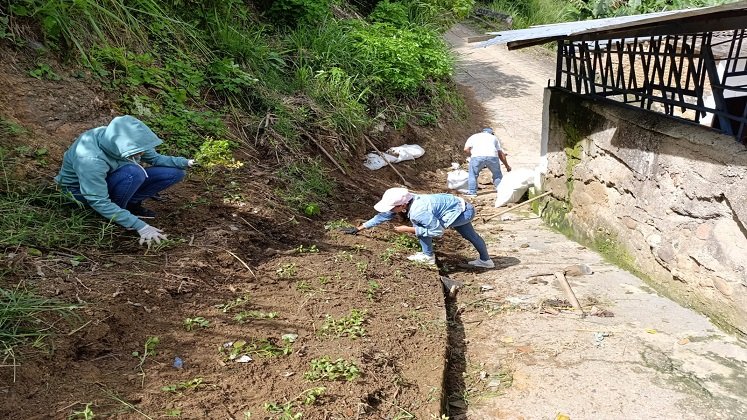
[55,115,195,246]
[343,187,495,268]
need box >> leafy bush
[369,0,410,26]
[265,0,332,29]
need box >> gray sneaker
[467,258,495,269]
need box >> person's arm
[141,148,190,169]
[348,211,397,233]
[498,150,511,172]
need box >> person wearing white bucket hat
[341,187,494,268]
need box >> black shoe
[127,203,157,218]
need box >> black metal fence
[555,30,747,143]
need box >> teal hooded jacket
[54,115,189,231]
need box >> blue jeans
[468,156,502,195]
[67,164,185,208]
[417,203,490,260]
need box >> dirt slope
[0,37,494,418]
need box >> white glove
[187,159,196,167]
[137,224,167,246]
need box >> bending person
[55,115,195,246]
[464,127,511,197]
[343,188,494,268]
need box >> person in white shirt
[463,127,511,196]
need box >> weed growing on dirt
[0,118,27,138]
[317,276,330,286]
[334,251,354,263]
[355,261,368,275]
[304,357,361,381]
[296,244,319,253]
[215,294,251,313]
[0,285,80,377]
[264,387,326,419]
[323,219,353,230]
[183,316,210,331]
[391,234,420,251]
[69,403,95,419]
[276,263,297,279]
[164,408,181,417]
[234,311,278,323]
[295,280,313,293]
[145,237,184,253]
[193,138,243,170]
[320,309,366,338]
[221,337,293,361]
[365,281,381,301]
[380,247,399,263]
[161,377,205,393]
[28,63,60,80]
[133,336,159,386]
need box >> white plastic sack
[363,152,396,170]
[495,168,535,207]
[387,144,425,162]
[446,163,469,192]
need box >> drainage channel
[440,277,468,418]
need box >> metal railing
[555,30,747,143]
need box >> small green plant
[323,219,353,230]
[215,294,251,313]
[355,261,368,275]
[221,337,293,361]
[183,316,210,331]
[295,280,313,293]
[299,387,326,405]
[145,237,184,253]
[29,63,60,80]
[264,401,301,419]
[164,408,182,417]
[320,309,366,338]
[276,160,334,215]
[296,244,319,253]
[352,244,367,253]
[334,251,354,263]
[276,263,297,279]
[132,336,159,386]
[391,234,420,250]
[194,138,243,170]
[365,281,381,301]
[161,377,204,393]
[69,402,95,419]
[304,357,361,381]
[234,311,279,322]
[380,247,398,263]
[317,276,330,286]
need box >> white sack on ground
[364,144,425,170]
[387,144,424,162]
[495,168,535,207]
[447,162,469,193]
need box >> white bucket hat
[374,188,413,212]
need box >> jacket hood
[98,116,163,159]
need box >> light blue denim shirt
[362,194,466,238]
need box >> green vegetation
[69,403,95,420]
[183,316,210,331]
[365,280,381,301]
[215,294,251,313]
[482,0,730,29]
[320,309,367,338]
[132,336,159,386]
[161,377,205,393]
[264,387,326,419]
[391,233,420,250]
[0,285,80,374]
[276,263,298,279]
[221,337,293,361]
[304,357,361,381]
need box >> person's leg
[450,204,490,261]
[128,166,186,205]
[485,157,503,188]
[418,236,435,257]
[467,157,482,195]
[106,164,148,208]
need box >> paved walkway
[445,24,747,420]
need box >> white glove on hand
[137,224,167,246]
[187,159,196,167]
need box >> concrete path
[444,23,747,420]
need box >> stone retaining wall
[542,88,747,335]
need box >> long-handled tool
[482,191,552,223]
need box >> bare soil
[0,42,491,419]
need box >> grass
[0,285,81,379]
[0,185,115,250]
